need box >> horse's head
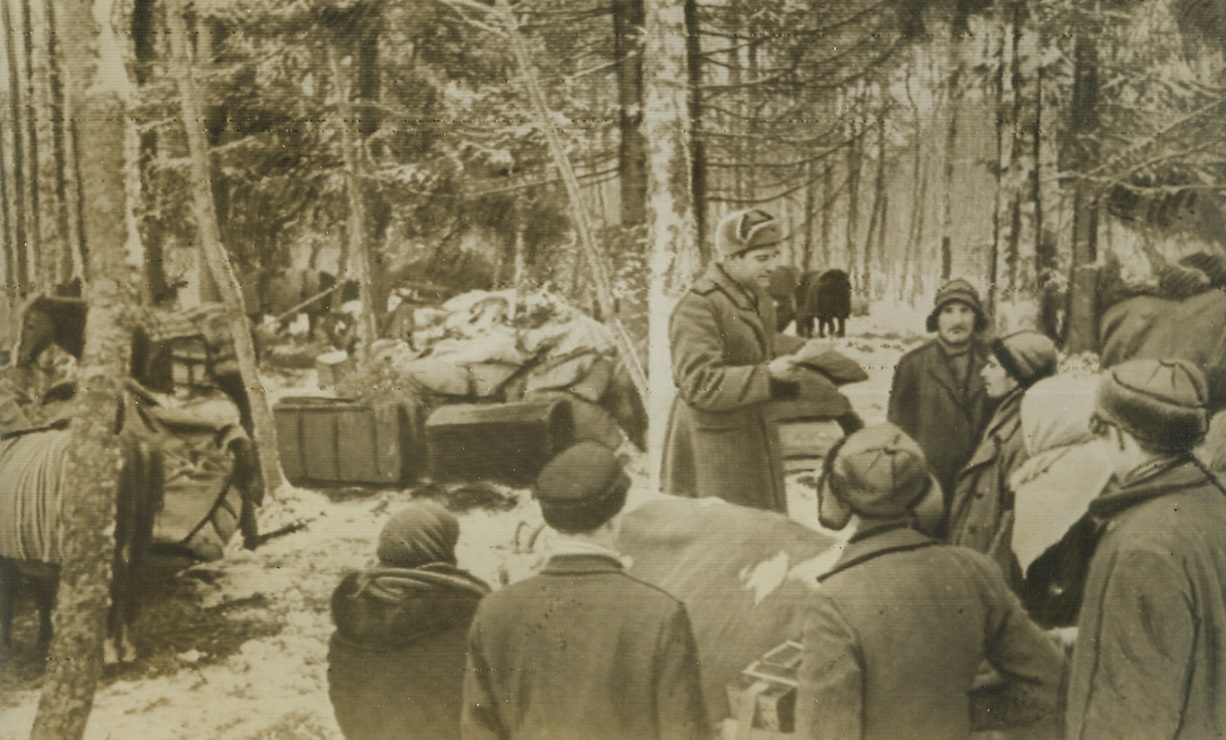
[15,297,88,367]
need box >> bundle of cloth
[344,289,647,451]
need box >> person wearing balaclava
[887,279,995,537]
[327,500,490,740]
[948,330,1058,585]
[797,424,1064,740]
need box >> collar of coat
[818,521,938,583]
[920,337,989,405]
[691,262,762,312]
[1089,454,1224,519]
[967,388,1025,460]
[541,553,626,575]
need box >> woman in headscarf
[1009,374,1114,574]
[327,500,490,740]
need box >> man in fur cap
[798,424,1064,740]
[887,278,995,535]
[1065,358,1226,739]
[661,208,800,512]
[949,330,1058,581]
[463,442,708,740]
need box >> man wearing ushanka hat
[1065,358,1226,740]
[661,208,801,512]
[798,424,1064,740]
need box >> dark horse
[0,398,164,662]
[796,269,852,338]
[2,296,263,660]
[17,294,254,434]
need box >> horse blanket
[0,430,73,563]
[619,497,839,726]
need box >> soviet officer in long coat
[661,208,799,512]
[798,424,1065,740]
[887,279,995,536]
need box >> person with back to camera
[948,330,1058,586]
[327,501,490,740]
[797,424,1064,740]
[887,278,995,537]
[1065,358,1226,739]
[463,441,709,740]
[661,208,800,513]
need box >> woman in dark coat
[328,501,490,740]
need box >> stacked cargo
[274,288,645,488]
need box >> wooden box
[424,397,574,486]
[726,640,802,737]
[275,396,419,486]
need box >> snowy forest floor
[0,304,923,740]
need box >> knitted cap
[715,209,782,259]
[926,279,988,333]
[535,442,630,534]
[1095,358,1209,452]
[827,424,935,518]
[992,331,1058,388]
[377,501,460,568]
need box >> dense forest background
[3,0,1224,360]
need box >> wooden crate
[424,397,574,486]
[275,396,421,487]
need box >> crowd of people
[327,208,1226,739]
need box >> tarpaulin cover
[619,497,839,726]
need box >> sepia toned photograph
[1,0,1224,737]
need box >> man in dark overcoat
[887,278,994,535]
[462,442,709,740]
[1065,359,1226,739]
[949,330,1058,584]
[661,208,799,512]
[797,424,1065,740]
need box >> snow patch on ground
[0,304,924,739]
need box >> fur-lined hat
[714,209,782,259]
[1094,358,1209,452]
[818,424,942,531]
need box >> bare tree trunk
[43,0,79,283]
[1064,16,1100,353]
[844,104,862,291]
[2,0,30,294]
[613,0,647,226]
[644,0,697,484]
[939,33,964,284]
[165,0,284,492]
[20,0,42,287]
[861,107,886,298]
[329,44,381,360]
[683,0,706,257]
[801,160,816,270]
[29,0,131,735]
[820,159,833,266]
[989,25,1007,319]
[0,112,14,305]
